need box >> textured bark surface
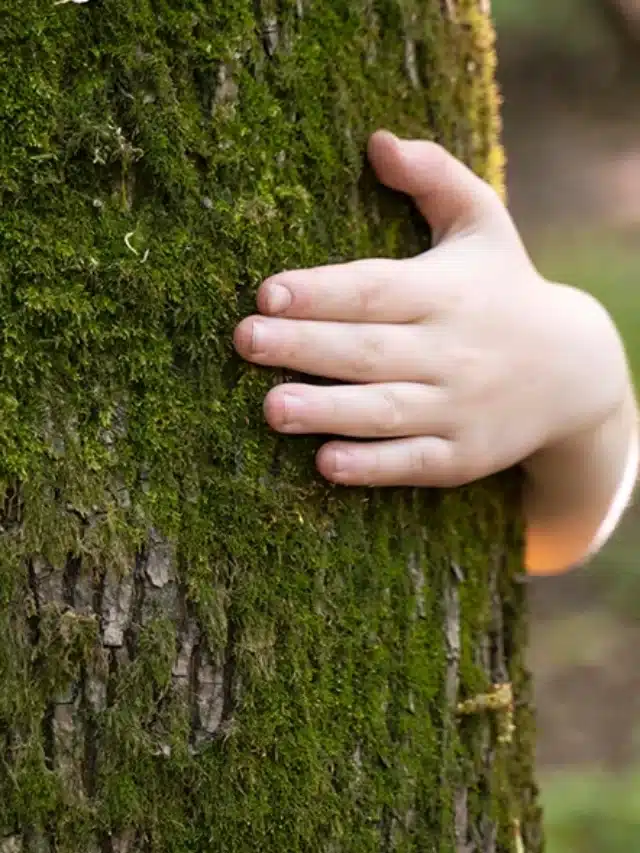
[0,2,541,851]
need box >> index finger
[257,257,433,323]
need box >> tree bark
[0,2,542,851]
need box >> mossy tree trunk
[0,2,542,851]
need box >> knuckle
[451,343,483,375]
[357,279,384,315]
[349,334,385,378]
[409,444,433,478]
[350,354,376,378]
[374,389,404,435]
[410,439,461,487]
[365,447,381,483]
[446,345,493,395]
[352,259,397,315]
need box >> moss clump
[0,1,539,851]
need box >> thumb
[367,130,499,239]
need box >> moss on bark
[0,2,541,851]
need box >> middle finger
[234,317,436,383]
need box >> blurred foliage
[492,0,608,50]
[493,0,583,28]
[542,770,640,852]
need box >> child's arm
[523,393,637,574]
[234,131,638,576]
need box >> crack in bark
[62,554,81,609]
[41,704,55,774]
[489,547,509,686]
[253,0,280,58]
[106,648,119,709]
[124,550,147,659]
[444,561,467,853]
[444,562,462,706]
[262,16,279,56]
[81,665,99,798]
[26,558,42,646]
[1,484,23,533]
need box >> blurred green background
[494,0,600,43]
[493,2,640,851]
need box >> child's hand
[234,131,638,575]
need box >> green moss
[0,1,538,851]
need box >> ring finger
[264,382,451,438]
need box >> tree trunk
[0,2,542,851]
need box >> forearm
[523,389,639,575]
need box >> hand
[234,130,630,496]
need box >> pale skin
[234,130,639,576]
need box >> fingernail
[283,393,305,426]
[332,449,351,476]
[265,283,292,314]
[379,129,400,147]
[251,321,267,353]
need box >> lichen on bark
[0,1,540,851]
